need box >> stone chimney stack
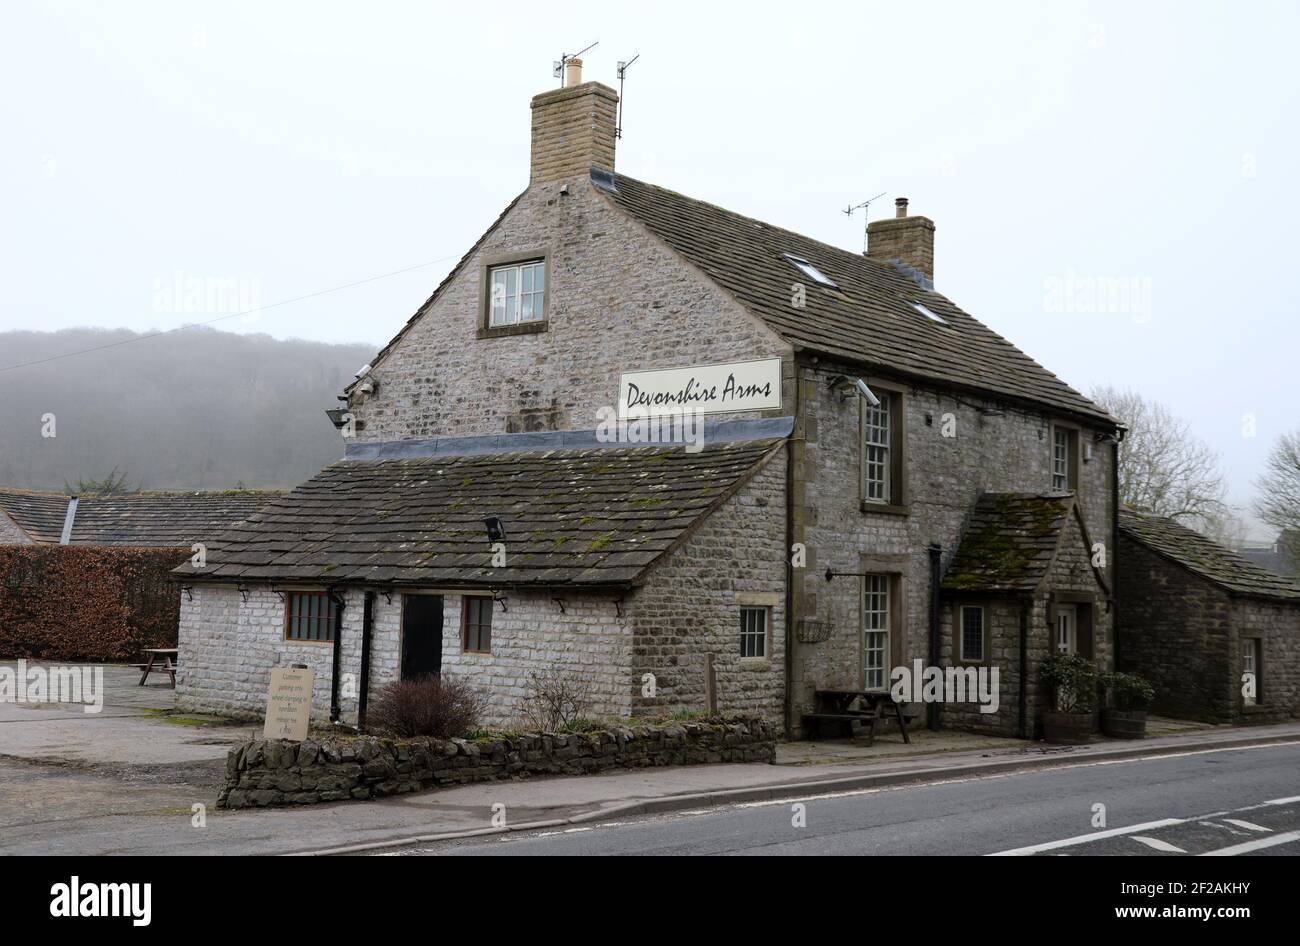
[530,59,619,184]
[867,197,936,283]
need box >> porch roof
[941,492,1087,594]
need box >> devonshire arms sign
[618,358,782,418]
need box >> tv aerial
[553,41,599,86]
[844,191,886,253]
[616,54,640,139]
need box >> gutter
[1111,437,1121,669]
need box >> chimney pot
[895,197,909,218]
[564,57,583,87]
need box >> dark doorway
[401,595,443,680]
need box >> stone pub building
[175,60,1126,738]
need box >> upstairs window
[1051,425,1078,490]
[864,393,892,503]
[489,260,546,327]
[783,253,837,288]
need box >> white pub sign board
[618,358,782,419]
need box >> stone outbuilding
[1117,510,1300,723]
[939,492,1111,737]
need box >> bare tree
[1254,430,1300,564]
[1090,385,1226,527]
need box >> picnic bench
[802,688,916,745]
[131,648,178,687]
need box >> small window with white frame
[782,252,837,288]
[1243,638,1261,705]
[864,393,892,504]
[1051,425,1077,491]
[488,259,546,327]
[863,574,890,689]
[960,605,985,662]
[740,606,768,658]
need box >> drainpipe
[1018,596,1030,739]
[328,587,346,724]
[357,590,375,733]
[927,544,942,731]
[1110,436,1122,670]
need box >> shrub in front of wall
[365,676,485,738]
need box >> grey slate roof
[942,492,1096,594]
[602,174,1117,427]
[1120,510,1300,601]
[0,488,280,548]
[0,489,71,543]
[173,438,783,588]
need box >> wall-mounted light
[493,593,509,613]
[829,375,880,406]
[1082,441,1094,462]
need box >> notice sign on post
[618,358,782,418]
[263,667,314,741]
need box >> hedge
[0,546,187,661]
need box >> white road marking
[987,818,1186,856]
[1221,819,1272,832]
[1200,829,1300,856]
[1263,795,1300,806]
[1131,835,1187,853]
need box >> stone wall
[1116,534,1235,721]
[631,447,788,725]
[346,174,792,443]
[1235,598,1300,723]
[177,584,633,729]
[790,360,1115,733]
[219,717,776,808]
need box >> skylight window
[783,253,837,288]
[912,301,947,325]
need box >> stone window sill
[476,321,548,340]
[739,657,772,671]
[861,501,910,517]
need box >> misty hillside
[0,327,377,491]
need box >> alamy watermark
[595,406,706,453]
[890,659,999,714]
[1043,269,1151,323]
[0,660,104,713]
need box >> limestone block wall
[631,448,788,726]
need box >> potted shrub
[1040,653,1099,744]
[1101,672,1155,739]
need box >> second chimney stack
[867,197,936,283]
[530,60,618,184]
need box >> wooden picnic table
[803,688,914,745]
[134,648,178,687]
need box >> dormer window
[488,259,546,327]
[783,253,836,288]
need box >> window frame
[957,604,988,664]
[478,249,550,339]
[862,573,891,690]
[283,590,337,645]
[858,380,908,513]
[1050,422,1079,491]
[461,594,494,654]
[1242,637,1262,706]
[739,606,769,659]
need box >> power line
[0,254,461,374]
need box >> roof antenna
[844,192,886,253]
[615,54,640,139]
[553,41,599,87]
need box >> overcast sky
[1,0,1296,535]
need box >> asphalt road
[390,741,1300,856]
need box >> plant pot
[1042,711,1093,745]
[1101,708,1147,739]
